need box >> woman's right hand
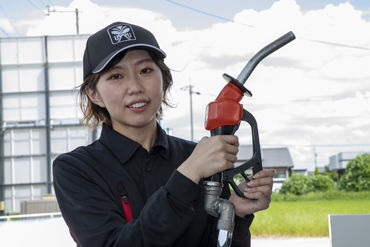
[177,135,239,183]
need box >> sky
[0,0,370,171]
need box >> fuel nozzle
[204,31,296,247]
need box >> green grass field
[250,191,370,237]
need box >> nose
[126,74,144,95]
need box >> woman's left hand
[229,169,275,217]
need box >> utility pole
[313,145,318,168]
[46,5,80,34]
[75,8,79,34]
[181,84,200,141]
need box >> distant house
[235,145,294,192]
[328,151,369,179]
[292,168,308,175]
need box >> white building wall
[1,35,93,213]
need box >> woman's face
[88,49,164,132]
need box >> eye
[109,73,123,80]
[140,67,153,74]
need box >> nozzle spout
[237,31,296,84]
[216,200,235,247]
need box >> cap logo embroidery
[107,24,136,45]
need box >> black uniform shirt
[53,123,253,247]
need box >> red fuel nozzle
[205,82,244,130]
[205,31,295,132]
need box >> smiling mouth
[128,102,148,108]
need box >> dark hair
[79,49,173,128]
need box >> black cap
[83,22,166,79]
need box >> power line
[165,0,370,51]
[305,39,370,51]
[26,0,44,11]
[0,4,20,35]
[0,26,9,36]
[36,0,46,7]
[165,0,233,22]
[46,6,81,34]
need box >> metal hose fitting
[204,181,235,247]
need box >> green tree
[339,153,370,191]
[314,167,319,175]
[321,166,338,182]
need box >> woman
[53,21,274,247]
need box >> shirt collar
[153,124,169,159]
[99,123,169,164]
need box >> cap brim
[92,44,166,74]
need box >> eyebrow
[108,58,155,72]
[134,57,155,66]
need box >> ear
[85,87,105,108]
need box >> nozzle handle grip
[223,109,263,198]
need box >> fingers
[246,169,274,188]
[222,135,239,146]
[244,184,272,196]
[224,142,238,155]
[229,170,275,216]
[243,169,274,206]
[253,169,275,179]
[182,135,239,180]
[213,135,239,155]
[247,177,273,187]
[243,190,265,200]
[229,186,271,216]
[212,136,238,168]
[224,153,237,165]
[218,136,238,170]
[243,190,271,211]
[246,171,273,195]
[243,170,274,212]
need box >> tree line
[280,153,370,195]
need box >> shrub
[311,174,335,192]
[339,153,370,191]
[280,174,313,195]
[280,174,334,195]
[321,170,339,182]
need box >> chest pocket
[117,181,133,222]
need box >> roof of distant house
[236,145,294,168]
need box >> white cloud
[26,0,174,36]
[21,0,370,170]
[0,18,16,34]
